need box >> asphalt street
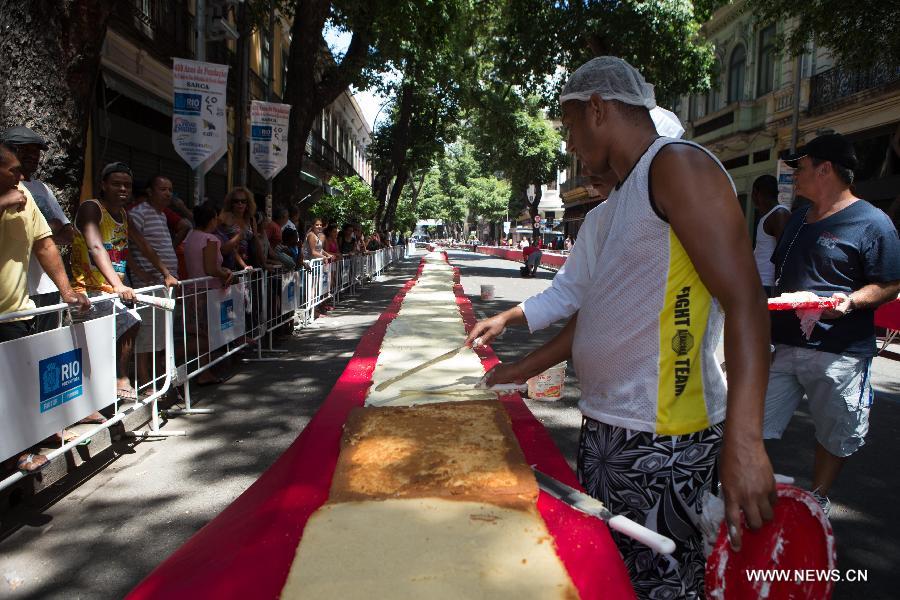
[1,248,897,599]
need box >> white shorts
[763,344,873,457]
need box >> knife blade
[373,345,466,392]
[533,468,676,555]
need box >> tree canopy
[750,0,900,68]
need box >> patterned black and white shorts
[577,417,724,600]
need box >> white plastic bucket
[480,285,495,300]
[527,361,567,400]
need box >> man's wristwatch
[845,296,856,314]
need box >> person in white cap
[468,56,775,598]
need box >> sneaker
[811,489,831,517]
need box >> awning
[300,171,322,187]
[102,71,172,117]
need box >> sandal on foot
[17,453,49,474]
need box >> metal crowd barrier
[0,246,407,492]
[0,284,176,492]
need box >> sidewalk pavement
[0,257,422,600]
[451,249,900,600]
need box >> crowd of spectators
[0,124,401,478]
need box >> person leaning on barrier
[71,162,160,404]
[0,141,90,473]
[0,126,76,333]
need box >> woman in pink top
[185,204,233,287]
[183,203,234,385]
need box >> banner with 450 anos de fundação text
[172,58,229,174]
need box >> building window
[728,45,746,103]
[691,94,707,120]
[708,60,722,113]
[261,32,271,84]
[757,26,776,96]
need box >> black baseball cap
[0,126,49,149]
[785,133,858,170]
[100,162,133,180]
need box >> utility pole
[236,0,251,187]
[265,1,276,218]
[790,53,803,153]
[194,0,206,205]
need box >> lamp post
[526,184,537,244]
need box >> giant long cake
[329,401,538,508]
[281,252,579,599]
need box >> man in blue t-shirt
[765,133,900,515]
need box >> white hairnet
[560,56,684,139]
[650,107,685,139]
[560,57,656,109]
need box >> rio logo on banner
[220,299,235,332]
[39,348,83,413]
[249,101,291,180]
[206,283,246,351]
[172,58,229,172]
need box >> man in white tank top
[467,57,776,598]
[751,175,790,296]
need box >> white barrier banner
[172,59,229,171]
[206,283,246,351]
[250,101,291,180]
[281,271,300,315]
[0,316,116,460]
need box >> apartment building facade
[83,0,373,206]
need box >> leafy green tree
[750,0,899,68]
[494,0,723,105]
[311,175,378,230]
[466,94,567,239]
[275,0,464,206]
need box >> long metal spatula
[373,345,467,392]
[533,468,676,555]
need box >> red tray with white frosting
[768,292,840,311]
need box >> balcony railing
[809,62,900,112]
[306,133,357,179]
[111,0,195,62]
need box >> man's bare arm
[823,280,900,318]
[32,237,90,312]
[465,306,527,347]
[484,314,577,386]
[653,144,776,551]
[763,209,790,241]
[75,203,135,301]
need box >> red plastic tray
[706,484,836,599]
[768,298,840,311]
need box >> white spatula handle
[608,515,676,555]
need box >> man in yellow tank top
[72,162,178,402]
[469,58,776,598]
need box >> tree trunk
[275,0,373,205]
[372,169,392,226]
[0,0,115,217]
[382,165,409,231]
[233,1,253,187]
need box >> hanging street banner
[250,101,291,180]
[776,160,796,207]
[172,58,229,172]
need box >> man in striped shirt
[128,174,180,385]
